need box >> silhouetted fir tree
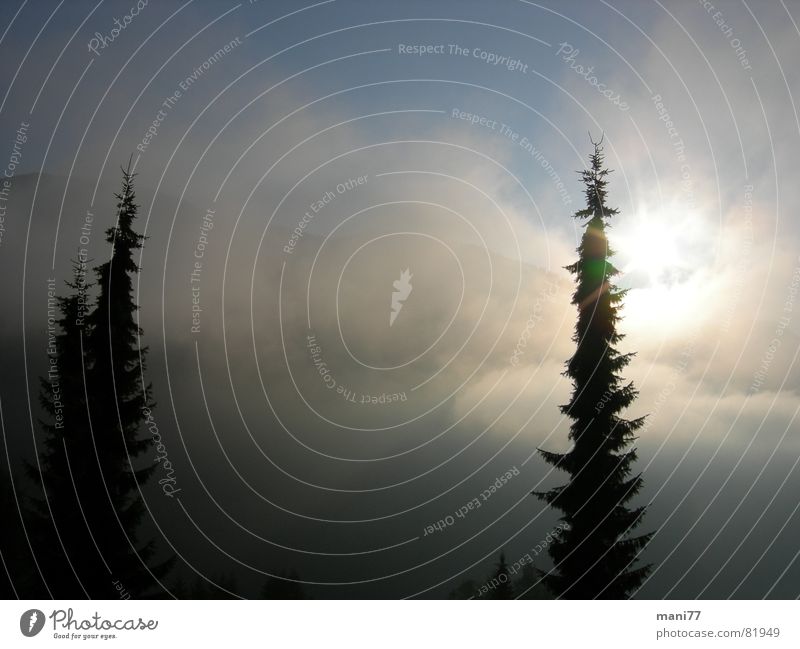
[28,165,171,598]
[513,563,552,599]
[534,141,652,599]
[82,163,172,597]
[449,562,552,599]
[0,471,16,598]
[261,569,308,599]
[25,263,99,597]
[489,552,515,600]
[447,578,480,600]
[0,467,35,598]
[173,573,240,599]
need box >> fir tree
[489,552,515,600]
[534,140,652,599]
[173,573,240,599]
[447,578,480,600]
[513,563,552,599]
[261,569,308,599]
[83,162,171,597]
[26,263,98,597]
[0,467,35,598]
[29,164,171,598]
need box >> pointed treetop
[572,133,618,221]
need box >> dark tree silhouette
[534,141,652,599]
[173,573,240,599]
[261,569,309,599]
[513,563,551,599]
[83,163,172,596]
[26,263,99,597]
[28,164,171,598]
[448,559,552,599]
[447,578,480,600]
[488,551,515,600]
[0,467,36,598]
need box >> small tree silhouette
[489,552,515,600]
[534,140,652,598]
[261,569,309,599]
[0,466,35,597]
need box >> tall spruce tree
[84,163,171,597]
[534,141,651,599]
[29,164,170,598]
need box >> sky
[1,0,799,598]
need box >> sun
[619,220,681,284]
[612,204,712,329]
